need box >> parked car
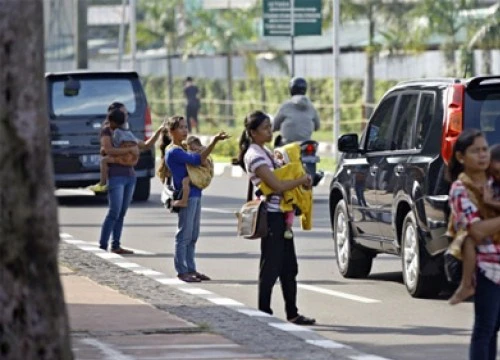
[45,70,154,201]
[329,76,500,297]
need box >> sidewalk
[61,266,274,360]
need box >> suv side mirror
[338,133,359,153]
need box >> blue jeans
[470,271,500,360]
[174,196,201,275]
[99,175,136,250]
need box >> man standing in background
[184,76,200,133]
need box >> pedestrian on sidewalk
[164,115,229,282]
[236,110,316,325]
[98,102,164,254]
[184,76,200,133]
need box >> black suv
[330,76,500,297]
[45,71,155,201]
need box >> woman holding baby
[163,115,229,282]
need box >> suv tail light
[304,143,316,155]
[441,84,464,164]
[144,106,153,140]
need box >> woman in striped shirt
[236,110,315,325]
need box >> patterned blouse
[449,178,500,284]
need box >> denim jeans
[174,196,201,275]
[99,175,136,250]
[470,271,500,360]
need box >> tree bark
[363,11,375,121]
[0,1,73,359]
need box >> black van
[45,71,154,201]
[330,76,500,297]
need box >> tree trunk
[226,52,234,127]
[363,12,375,121]
[482,49,492,75]
[165,39,174,116]
[0,1,73,359]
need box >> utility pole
[75,0,88,69]
[117,0,127,69]
[332,0,340,162]
[129,0,137,70]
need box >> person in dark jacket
[272,77,320,145]
[184,77,200,133]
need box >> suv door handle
[394,165,404,175]
[370,165,378,175]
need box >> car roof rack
[396,78,459,86]
[467,76,500,89]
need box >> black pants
[258,212,299,319]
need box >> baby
[258,142,313,238]
[274,147,295,239]
[173,135,214,207]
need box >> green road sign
[263,0,322,37]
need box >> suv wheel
[334,199,373,278]
[133,177,150,202]
[401,212,442,297]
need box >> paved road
[57,177,478,360]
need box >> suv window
[51,78,137,116]
[464,88,500,146]
[393,93,419,150]
[366,96,397,151]
[416,93,435,149]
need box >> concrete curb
[59,239,392,360]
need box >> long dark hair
[447,128,484,182]
[236,110,269,172]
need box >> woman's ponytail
[237,129,250,172]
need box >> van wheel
[334,199,373,278]
[401,212,442,297]
[133,178,150,202]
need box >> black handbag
[161,176,183,213]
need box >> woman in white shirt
[236,110,315,325]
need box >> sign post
[263,0,322,75]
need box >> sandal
[191,272,211,281]
[288,315,316,325]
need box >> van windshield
[51,78,137,116]
[464,87,500,146]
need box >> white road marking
[180,287,214,295]
[80,338,134,360]
[96,253,122,259]
[350,356,393,360]
[155,278,185,285]
[114,344,240,350]
[77,245,102,252]
[237,309,273,317]
[208,297,245,306]
[133,269,164,276]
[115,262,142,269]
[298,284,381,303]
[306,339,351,349]
[63,239,86,244]
[269,322,313,332]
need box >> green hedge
[143,76,397,157]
